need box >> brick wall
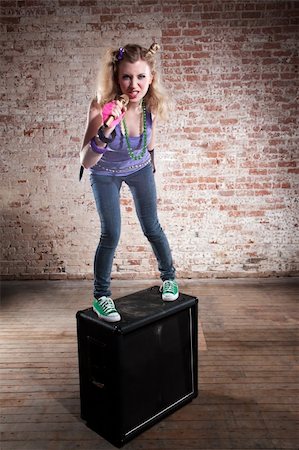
[1,0,298,280]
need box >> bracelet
[90,137,108,154]
[148,148,154,153]
[97,125,116,144]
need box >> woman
[80,43,178,322]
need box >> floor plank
[0,278,298,450]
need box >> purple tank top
[90,111,152,176]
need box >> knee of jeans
[143,222,163,241]
[100,229,120,248]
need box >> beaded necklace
[122,101,147,161]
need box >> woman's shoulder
[87,97,103,124]
[89,97,102,112]
[149,111,157,126]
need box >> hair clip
[146,43,160,57]
[117,47,124,61]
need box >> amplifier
[76,286,198,447]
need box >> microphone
[104,94,129,128]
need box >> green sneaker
[92,296,121,322]
[161,280,179,301]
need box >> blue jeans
[90,164,176,298]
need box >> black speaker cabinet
[76,286,198,447]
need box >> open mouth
[128,91,139,99]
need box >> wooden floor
[0,278,298,450]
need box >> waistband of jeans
[91,158,151,175]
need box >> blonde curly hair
[95,43,169,120]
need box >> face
[118,59,153,103]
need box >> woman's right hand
[102,99,127,130]
[80,97,127,169]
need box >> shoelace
[100,298,116,313]
[163,281,176,293]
